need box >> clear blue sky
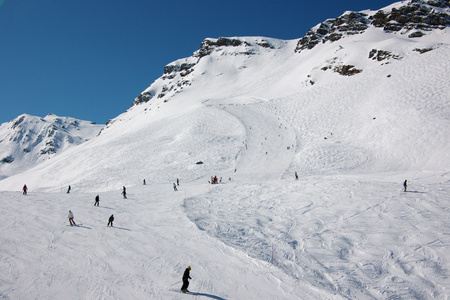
[0,0,395,125]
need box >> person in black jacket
[122,186,127,199]
[94,195,100,206]
[107,214,114,227]
[181,266,192,293]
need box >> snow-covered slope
[0,114,103,180]
[0,0,449,299]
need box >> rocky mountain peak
[132,37,277,106]
[295,0,450,52]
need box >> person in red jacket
[22,184,28,195]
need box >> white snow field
[1,3,450,299]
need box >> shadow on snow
[194,292,227,299]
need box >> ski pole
[170,280,181,287]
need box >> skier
[177,178,180,186]
[143,179,146,185]
[107,214,114,227]
[122,186,127,199]
[22,184,28,195]
[173,183,178,191]
[295,172,299,180]
[68,210,76,226]
[67,185,71,194]
[94,195,100,206]
[403,180,408,192]
[181,266,192,293]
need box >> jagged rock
[296,0,450,53]
[370,1,450,32]
[414,47,434,53]
[12,115,25,130]
[1,155,14,164]
[333,65,363,76]
[295,12,369,52]
[256,40,275,49]
[194,37,252,58]
[164,63,196,75]
[133,91,154,105]
[409,31,425,37]
[369,49,402,61]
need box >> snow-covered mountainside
[0,114,103,179]
[0,0,449,299]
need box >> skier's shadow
[194,293,226,300]
[112,226,131,231]
[75,225,92,229]
[100,206,114,210]
[406,191,425,194]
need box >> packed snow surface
[1,2,450,298]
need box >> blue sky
[0,0,395,125]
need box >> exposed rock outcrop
[295,12,369,52]
[295,0,450,53]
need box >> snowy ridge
[0,0,449,299]
[0,114,103,179]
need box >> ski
[171,289,198,296]
[182,290,198,295]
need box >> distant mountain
[0,0,448,191]
[0,114,103,179]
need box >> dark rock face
[369,49,403,61]
[413,47,435,53]
[370,1,450,32]
[295,12,370,52]
[409,31,425,37]
[164,63,196,75]
[333,65,363,76]
[194,37,252,58]
[1,155,14,164]
[133,91,154,105]
[295,0,450,53]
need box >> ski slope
[0,164,448,299]
[0,82,449,298]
